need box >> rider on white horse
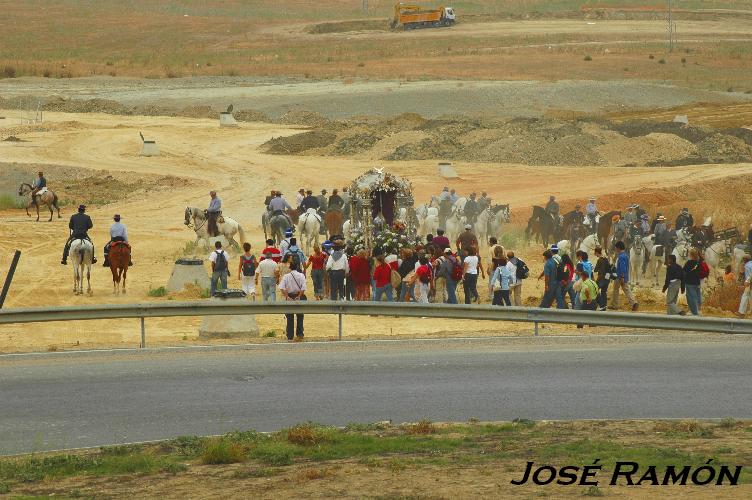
[62,205,97,265]
[585,196,598,233]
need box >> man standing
[280,228,294,256]
[208,241,229,297]
[103,214,132,267]
[31,171,47,206]
[62,205,96,265]
[675,208,693,230]
[612,241,638,311]
[456,225,479,254]
[736,254,752,318]
[663,254,685,315]
[593,247,609,311]
[206,191,222,237]
[256,250,280,301]
[317,189,329,213]
[325,242,349,300]
[539,250,564,309]
[341,187,351,218]
[506,250,525,306]
[279,260,307,341]
[300,190,320,212]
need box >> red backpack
[448,255,463,281]
[699,260,710,280]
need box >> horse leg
[122,268,127,294]
[87,264,92,295]
[35,203,40,222]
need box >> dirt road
[1,111,750,351]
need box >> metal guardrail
[0,302,750,348]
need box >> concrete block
[199,295,259,339]
[438,162,458,179]
[673,115,689,125]
[167,258,210,292]
[219,112,239,128]
[140,140,160,156]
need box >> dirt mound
[595,133,697,167]
[2,135,24,142]
[43,97,129,114]
[696,134,752,163]
[278,110,330,127]
[234,109,270,123]
[332,133,380,155]
[305,19,387,34]
[264,131,337,154]
[610,120,713,143]
[178,105,218,119]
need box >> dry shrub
[633,287,662,306]
[408,419,437,435]
[286,423,332,446]
[299,468,333,481]
[2,65,16,78]
[704,284,743,312]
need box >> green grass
[147,286,168,297]
[200,438,246,465]
[0,193,24,210]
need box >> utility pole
[667,0,676,52]
[363,0,369,15]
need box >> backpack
[289,248,305,268]
[418,266,431,284]
[214,250,228,273]
[241,255,257,277]
[556,259,569,282]
[515,258,529,280]
[449,255,463,281]
[699,260,710,280]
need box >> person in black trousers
[593,247,610,311]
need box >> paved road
[1,337,750,455]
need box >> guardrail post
[534,321,539,337]
[140,317,146,348]
[338,308,343,341]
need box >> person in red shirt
[432,229,450,251]
[304,244,328,300]
[349,250,371,301]
[415,256,433,304]
[260,239,281,263]
[373,254,394,302]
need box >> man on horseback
[264,190,277,207]
[31,171,47,206]
[62,205,96,265]
[478,191,490,212]
[464,192,479,225]
[328,189,344,211]
[296,188,306,209]
[438,187,452,229]
[639,214,650,236]
[206,191,222,237]
[622,205,637,226]
[675,208,694,231]
[585,197,598,233]
[301,190,319,212]
[611,214,626,252]
[545,195,560,232]
[103,214,133,267]
[268,191,292,217]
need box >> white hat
[464,224,472,230]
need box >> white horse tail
[237,224,246,244]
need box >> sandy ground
[1,110,751,352]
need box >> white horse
[578,234,600,256]
[474,209,490,247]
[297,208,321,254]
[184,207,245,249]
[733,245,748,274]
[444,209,466,243]
[487,205,511,241]
[704,239,734,283]
[556,240,571,256]
[418,205,439,238]
[70,238,93,295]
[629,235,651,286]
[640,235,663,287]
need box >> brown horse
[597,210,621,248]
[325,208,344,238]
[18,183,61,222]
[109,241,131,294]
[286,208,300,225]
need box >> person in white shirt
[325,244,350,300]
[279,262,307,341]
[208,241,230,297]
[462,247,484,304]
[257,251,280,301]
[506,251,523,306]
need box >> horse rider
[545,195,560,229]
[317,189,329,213]
[62,204,96,265]
[463,192,479,225]
[268,191,293,227]
[675,208,694,230]
[449,189,459,204]
[328,189,344,211]
[438,187,452,228]
[296,188,306,209]
[206,190,222,237]
[103,214,133,267]
[477,191,491,212]
[31,171,47,206]
[438,186,451,202]
[263,190,276,208]
[622,204,638,226]
[301,190,320,212]
[585,197,598,232]
[611,214,626,248]
[639,213,650,236]
[654,215,669,260]
[340,186,351,219]
[650,212,663,234]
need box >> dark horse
[597,210,621,249]
[526,206,558,246]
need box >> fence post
[534,321,539,337]
[338,310,343,340]
[140,317,146,348]
[0,250,21,309]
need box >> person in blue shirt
[538,250,565,309]
[612,241,638,311]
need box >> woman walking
[373,254,394,302]
[490,256,513,306]
[349,249,371,301]
[237,242,257,300]
[279,261,307,341]
[304,244,327,300]
[463,247,484,304]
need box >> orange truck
[390,3,456,30]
